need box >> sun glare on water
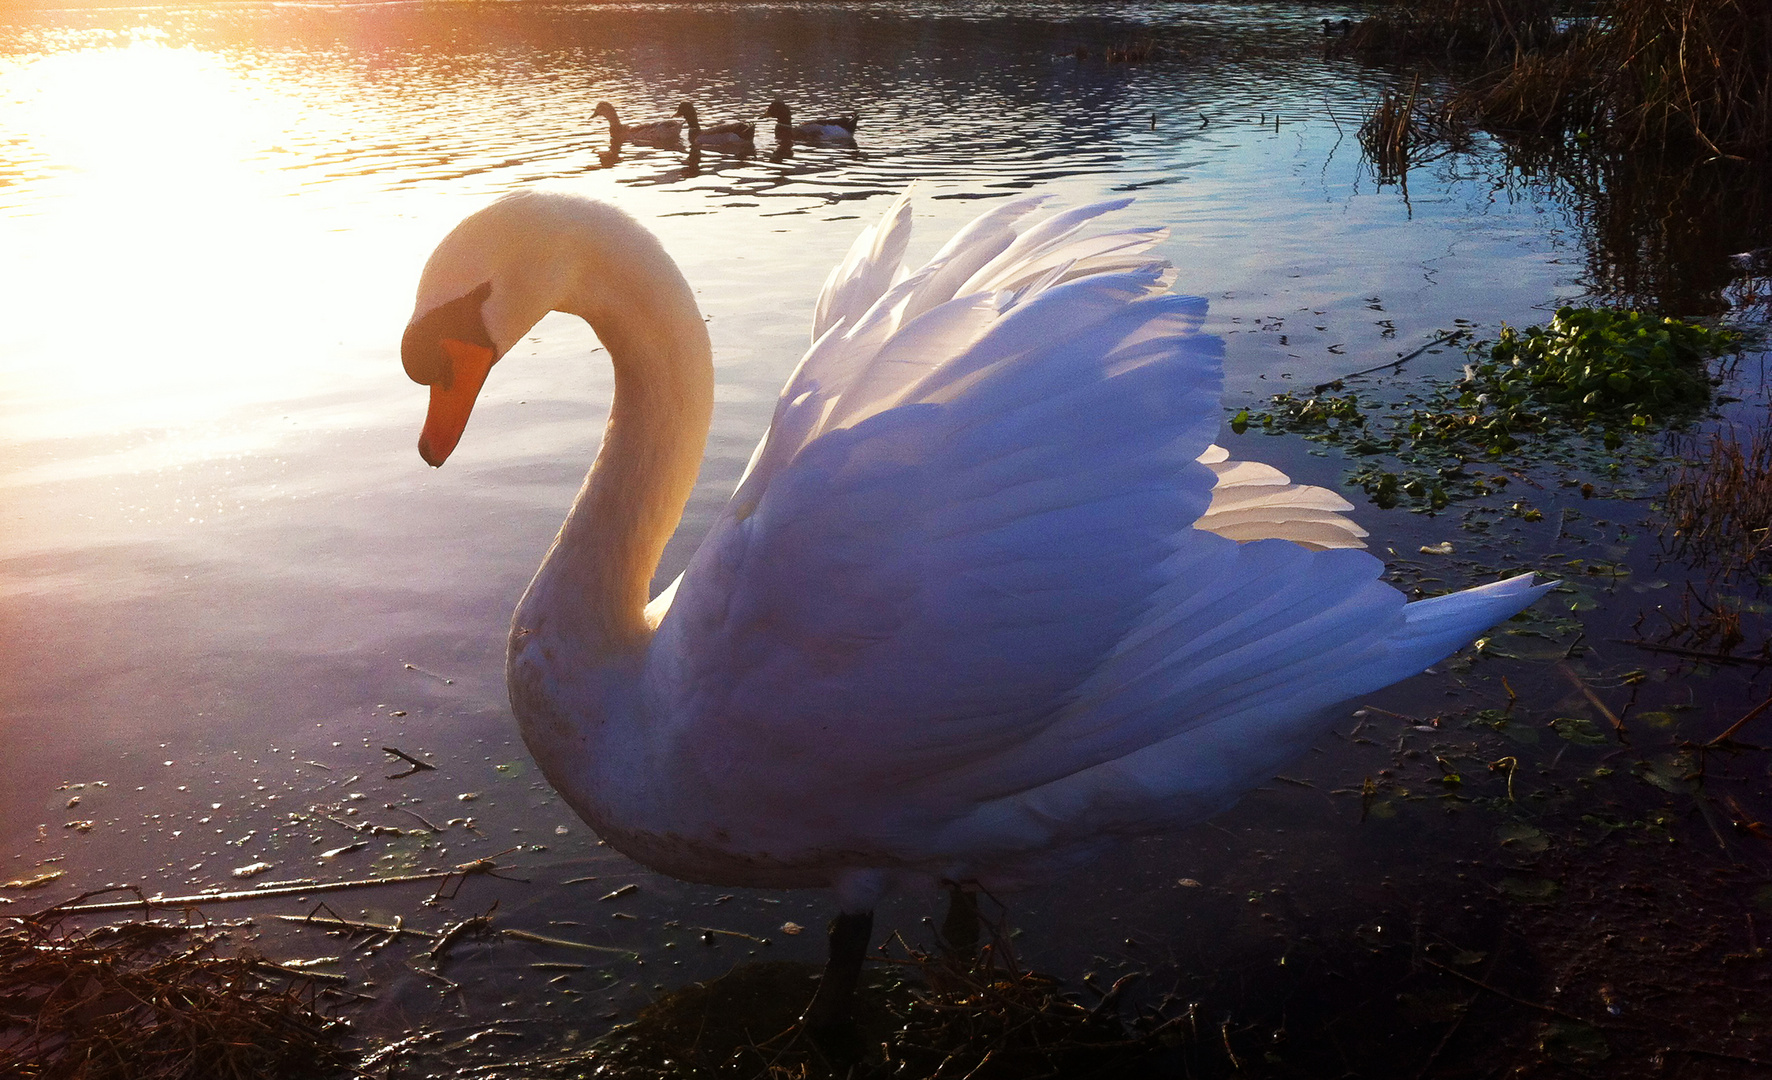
[0,38,392,459]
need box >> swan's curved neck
[522,209,713,656]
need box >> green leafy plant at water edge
[1232,307,1739,510]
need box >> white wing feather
[644,199,1546,880]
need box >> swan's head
[403,191,573,466]
[592,100,618,122]
[761,99,790,122]
[403,279,498,466]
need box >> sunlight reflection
[0,41,358,451]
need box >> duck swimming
[761,97,859,144]
[399,189,1549,1026]
[591,100,684,150]
[673,101,755,153]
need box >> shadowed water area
[3,2,1770,1076]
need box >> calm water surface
[3,0,1757,1054]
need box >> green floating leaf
[1499,876,1560,903]
[1550,716,1609,746]
[1496,822,1550,854]
[1504,723,1541,746]
[1634,710,1677,729]
[1539,1022,1611,1066]
[1634,756,1696,793]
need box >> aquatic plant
[1235,308,1739,509]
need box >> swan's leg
[939,884,979,960]
[801,909,873,1031]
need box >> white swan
[762,98,859,144]
[591,100,684,150]
[401,190,1549,1024]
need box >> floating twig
[273,911,439,940]
[430,849,529,902]
[1707,691,1772,746]
[430,907,498,964]
[1557,662,1623,736]
[383,746,436,779]
[34,860,513,916]
[502,928,637,956]
[693,925,769,944]
[402,662,454,684]
[392,806,446,832]
[1424,959,1592,1023]
[1312,331,1458,393]
[1611,639,1772,667]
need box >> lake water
[3,1,1768,1072]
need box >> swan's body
[592,100,684,149]
[402,190,1547,1009]
[762,98,859,144]
[673,101,755,153]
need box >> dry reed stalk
[1663,422,1772,573]
[1340,0,1559,64]
[0,915,354,1079]
[1359,75,1470,184]
[1445,0,1771,158]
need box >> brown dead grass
[1340,0,1560,66]
[0,911,354,1080]
[1441,0,1772,158]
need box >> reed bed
[438,918,1188,1080]
[1572,0,1769,158]
[0,912,353,1080]
[1357,74,1470,184]
[1340,0,1559,65]
[1358,0,1772,159]
[1663,422,1772,574]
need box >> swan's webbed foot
[800,908,873,1042]
[939,882,980,961]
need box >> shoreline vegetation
[1350,0,1771,317]
[1344,0,1770,162]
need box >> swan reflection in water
[398,191,1548,1029]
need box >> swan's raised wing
[736,195,1171,503]
[645,200,1544,874]
[647,261,1227,851]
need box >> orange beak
[418,337,497,466]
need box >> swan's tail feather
[1382,573,1555,677]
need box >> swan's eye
[402,281,494,387]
